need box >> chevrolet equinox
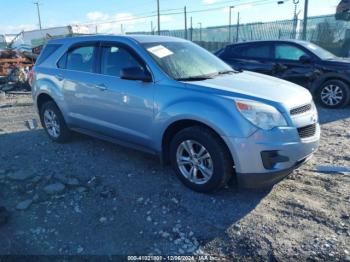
[31,35,320,193]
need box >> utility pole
[292,0,299,39]
[198,22,202,42]
[236,12,240,43]
[121,24,124,34]
[190,17,193,41]
[302,0,309,40]
[151,21,154,35]
[157,0,160,35]
[228,6,234,43]
[34,2,42,30]
[184,6,188,40]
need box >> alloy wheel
[43,109,60,138]
[321,84,344,106]
[176,140,214,185]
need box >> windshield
[142,41,233,80]
[302,42,336,60]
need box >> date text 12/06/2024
[127,255,223,261]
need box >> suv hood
[324,57,350,66]
[185,71,312,110]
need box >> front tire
[170,126,233,193]
[40,101,71,143]
[316,80,350,108]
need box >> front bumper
[236,154,312,188]
[222,124,320,188]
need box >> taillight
[28,69,35,87]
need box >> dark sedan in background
[216,40,350,108]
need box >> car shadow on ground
[0,129,270,255]
[317,106,350,124]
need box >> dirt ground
[0,92,349,261]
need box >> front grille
[298,124,317,139]
[290,104,312,116]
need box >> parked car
[336,0,350,21]
[216,40,350,108]
[31,35,320,193]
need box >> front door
[85,43,155,147]
[272,43,316,88]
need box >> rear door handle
[95,83,108,91]
[55,74,64,81]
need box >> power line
[66,0,293,31]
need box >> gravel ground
[0,93,349,261]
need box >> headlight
[235,99,287,130]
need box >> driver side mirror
[299,55,312,64]
[120,67,152,82]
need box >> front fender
[153,98,257,151]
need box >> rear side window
[35,44,61,65]
[240,44,272,59]
[224,44,272,59]
[58,45,96,73]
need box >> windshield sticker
[147,45,174,58]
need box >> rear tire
[316,79,350,108]
[40,101,71,143]
[170,126,233,193]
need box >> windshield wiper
[218,69,242,75]
[176,75,214,81]
[176,70,240,81]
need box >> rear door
[57,42,102,129]
[219,43,275,75]
[272,43,316,87]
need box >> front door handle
[95,83,108,91]
[274,63,288,72]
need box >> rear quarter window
[35,44,61,65]
[222,45,243,58]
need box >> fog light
[261,151,289,169]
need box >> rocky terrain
[0,93,349,261]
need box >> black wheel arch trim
[36,92,69,124]
[310,73,350,94]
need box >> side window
[275,44,307,61]
[100,46,143,77]
[36,44,61,65]
[240,44,272,59]
[222,45,245,58]
[65,45,96,72]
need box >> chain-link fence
[2,14,349,56]
[129,14,350,55]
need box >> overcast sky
[0,0,341,34]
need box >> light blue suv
[31,35,320,192]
